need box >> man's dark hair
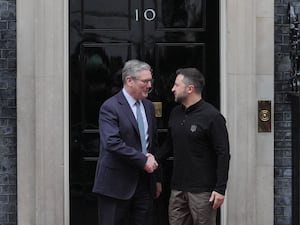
[176,68,205,93]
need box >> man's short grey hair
[122,59,151,83]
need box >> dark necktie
[136,101,147,154]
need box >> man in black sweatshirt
[157,68,230,225]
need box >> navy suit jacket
[93,91,160,200]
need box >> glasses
[132,77,154,85]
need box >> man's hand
[209,191,225,209]
[155,182,162,198]
[144,153,158,173]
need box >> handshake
[144,153,158,173]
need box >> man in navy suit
[93,59,162,225]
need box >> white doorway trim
[220,0,227,224]
[64,0,70,224]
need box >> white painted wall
[255,0,274,223]
[222,0,273,224]
[17,0,69,224]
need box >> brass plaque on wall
[258,100,271,132]
[152,102,162,117]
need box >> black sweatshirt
[157,99,230,195]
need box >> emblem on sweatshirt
[190,124,197,132]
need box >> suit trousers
[97,172,152,225]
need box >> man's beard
[174,92,187,103]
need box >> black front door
[69,0,219,224]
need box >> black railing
[289,3,300,96]
[289,4,300,225]
[291,96,300,225]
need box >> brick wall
[275,0,295,224]
[0,0,17,224]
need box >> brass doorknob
[259,109,270,122]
